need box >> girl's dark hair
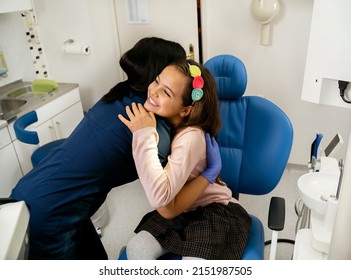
[102,37,186,103]
[172,59,221,137]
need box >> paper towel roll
[62,44,90,55]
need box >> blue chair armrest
[13,111,39,145]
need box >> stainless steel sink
[0,80,79,123]
[6,86,48,99]
[0,99,27,120]
[6,86,33,98]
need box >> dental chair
[204,54,293,259]
[13,110,65,168]
[119,54,293,260]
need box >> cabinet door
[34,118,56,146]
[15,101,84,174]
[52,102,84,140]
[36,101,84,144]
[0,126,11,149]
[0,143,23,197]
[13,139,35,175]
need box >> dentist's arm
[157,134,222,219]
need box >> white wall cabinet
[11,87,84,175]
[0,126,22,197]
[0,0,32,13]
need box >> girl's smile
[144,65,192,126]
[146,95,158,107]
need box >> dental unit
[293,133,347,259]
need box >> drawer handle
[55,122,63,139]
[49,125,57,140]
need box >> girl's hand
[118,102,156,132]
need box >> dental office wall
[31,0,122,110]
[0,12,35,86]
[201,0,351,165]
[0,0,123,111]
[115,0,351,165]
[1,0,350,165]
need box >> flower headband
[189,64,204,103]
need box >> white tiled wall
[20,10,49,79]
[0,11,35,87]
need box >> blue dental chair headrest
[204,54,293,196]
[204,54,247,99]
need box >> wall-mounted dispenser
[62,39,91,56]
[0,49,8,77]
[250,0,280,46]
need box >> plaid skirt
[134,202,252,260]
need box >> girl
[118,59,252,260]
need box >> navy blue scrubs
[10,89,171,259]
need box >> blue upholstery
[204,54,247,100]
[14,110,65,167]
[13,110,40,145]
[205,54,293,259]
[205,55,293,197]
[118,54,293,260]
[241,215,265,260]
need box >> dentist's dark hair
[102,37,186,103]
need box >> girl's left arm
[156,175,209,219]
[157,134,222,219]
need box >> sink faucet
[311,156,321,172]
[336,159,344,200]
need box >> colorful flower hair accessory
[189,64,202,77]
[192,88,203,102]
[189,64,204,103]
[193,76,204,89]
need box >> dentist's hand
[201,133,222,184]
[118,102,156,132]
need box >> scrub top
[10,89,171,259]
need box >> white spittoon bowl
[297,172,339,215]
